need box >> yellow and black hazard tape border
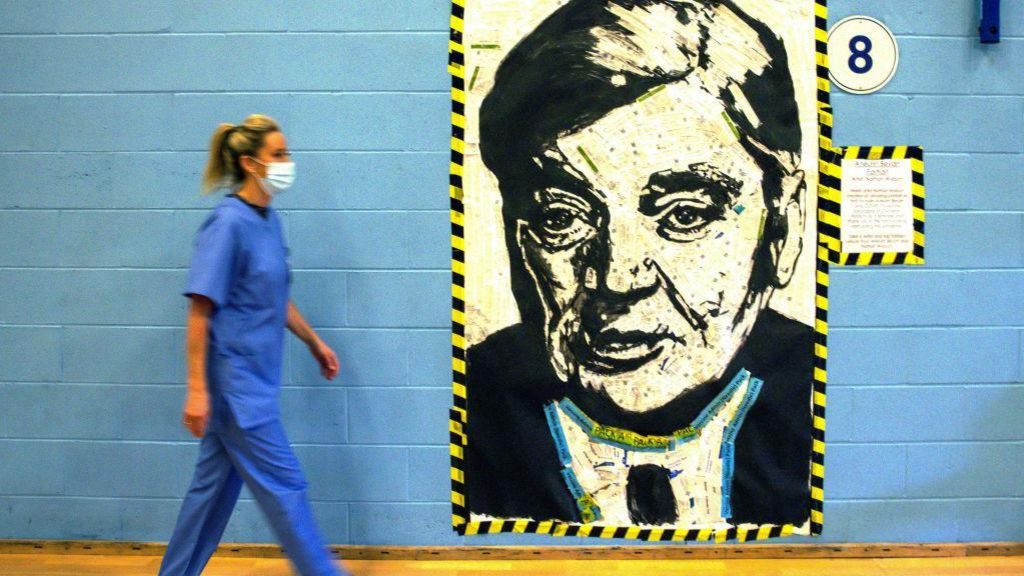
[810,0,830,537]
[818,145,926,266]
[448,0,470,536]
[450,0,831,542]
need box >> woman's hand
[310,339,340,380]
[287,301,340,381]
[182,389,210,438]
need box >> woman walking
[160,115,348,576]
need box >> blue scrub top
[185,196,291,430]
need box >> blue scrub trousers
[159,415,343,576]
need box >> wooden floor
[1,554,1023,575]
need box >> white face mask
[251,159,296,195]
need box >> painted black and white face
[515,79,804,412]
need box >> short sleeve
[184,210,239,309]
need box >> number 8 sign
[828,16,899,94]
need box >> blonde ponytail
[200,114,281,194]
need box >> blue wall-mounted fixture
[981,0,1000,43]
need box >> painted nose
[600,244,659,296]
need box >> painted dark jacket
[464,308,813,526]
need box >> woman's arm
[182,295,214,437]
[287,300,340,380]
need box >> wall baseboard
[1,540,1022,560]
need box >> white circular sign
[828,16,899,95]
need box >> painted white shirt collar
[545,368,763,527]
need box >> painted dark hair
[479,0,803,330]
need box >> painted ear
[772,170,806,289]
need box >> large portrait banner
[447,0,923,542]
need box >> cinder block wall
[0,1,1020,545]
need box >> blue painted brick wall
[0,0,1021,546]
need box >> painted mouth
[572,328,671,375]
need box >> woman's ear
[239,155,261,178]
[772,170,806,288]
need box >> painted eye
[542,208,577,232]
[666,205,706,229]
[530,203,595,250]
[657,202,723,242]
